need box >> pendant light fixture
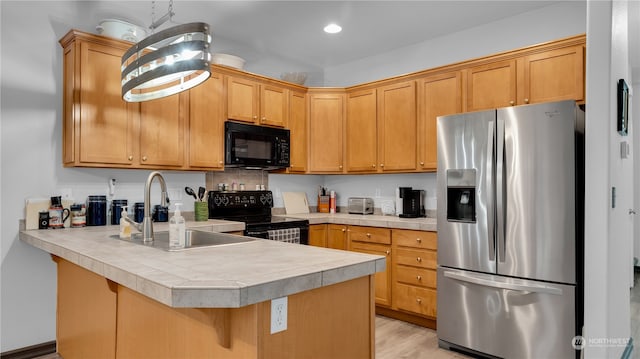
[121,0,212,102]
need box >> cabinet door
[308,224,327,247]
[188,71,225,169]
[346,89,378,172]
[520,45,584,104]
[417,72,462,171]
[260,85,288,127]
[77,41,138,166]
[377,81,417,172]
[327,224,348,250]
[139,94,185,167]
[466,59,517,111]
[350,241,392,307]
[288,91,308,173]
[309,93,345,173]
[227,76,259,123]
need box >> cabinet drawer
[395,248,436,269]
[348,226,391,245]
[396,266,436,288]
[394,283,436,317]
[393,230,437,250]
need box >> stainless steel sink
[112,230,255,251]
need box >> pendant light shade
[121,22,212,102]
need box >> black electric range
[208,190,309,244]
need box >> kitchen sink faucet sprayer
[124,171,169,242]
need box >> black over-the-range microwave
[224,121,290,169]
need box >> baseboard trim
[0,341,56,359]
[621,337,633,359]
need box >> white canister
[96,19,147,42]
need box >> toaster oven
[348,197,374,215]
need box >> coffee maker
[398,187,426,218]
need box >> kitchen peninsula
[20,221,385,359]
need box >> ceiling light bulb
[324,23,342,34]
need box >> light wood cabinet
[466,59,517,111]
[139,94,186,167]
[227,76,288,127]
[188,71,225,169]
[308,92,345,173]
[308,224,327,247]
[288,90,308,173]
[61,33,139,167]
[348,226,392,307]
[417,71,462,171]
[377,81,417,172]
[518,45,584,104]
[392,229,438,319]
[346,89,378,172]
[327,224,348,250]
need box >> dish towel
[267,228,300,244]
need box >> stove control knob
[214,197,222,206]
[221,197,230,206]
[259,194,267,204]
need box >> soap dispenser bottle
[169,203,186,250]
[119,205,131,239]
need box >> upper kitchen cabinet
[138,94,186,168]
[308,90,346,173]
[518,45,584,105]
[288,90,308,173]
[346,89,378,172]
[226,76,289,127]
[60,31,139,167]
[188,71,225,170]
[377,81,417,172]
[417,71,463,171]
[465,59,517,112]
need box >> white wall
[324,2,586,87]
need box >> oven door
[245,222,309,245]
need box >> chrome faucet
[125,171,169,242]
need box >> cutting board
[25,198,74,229]
[282,192,310,214]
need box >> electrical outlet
[270,296,287,334]
[375,188,381,197]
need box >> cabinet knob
[417,275,422,281]
[142,156,148,161]
[416,238,422,243]
[380,164,384,168]
[128,155,133,161]
[366,233,371,237]
[253,115,258,120]
[219,160,223,164]
[417,257,422,262]
[372,164,376,168]
[416,298,422,304]
[509,100,515,106]
[524,98,530,104]
[385,250,390,255]
[339,165,343,169]
[341,228,346,232]
[261,117,266,121]
[420,161,424,166]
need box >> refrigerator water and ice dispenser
[446,169,476,223]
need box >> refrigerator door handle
[443,270,563,296]
[487,118,496,261]
[496,117,506,262]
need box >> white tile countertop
[19,219,385,309]
[276,213,437,231]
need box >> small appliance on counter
[397,187,426,218]
[348,197,374,215]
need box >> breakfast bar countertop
[19,219,385,309]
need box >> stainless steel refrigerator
[436,100,584,358]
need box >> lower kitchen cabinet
[391,229,438,323]
[327,224,348,250]
[308,224,328,247]
[348,227,392,307]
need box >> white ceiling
[82,0,563,69]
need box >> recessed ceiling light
[323,23,342,34]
